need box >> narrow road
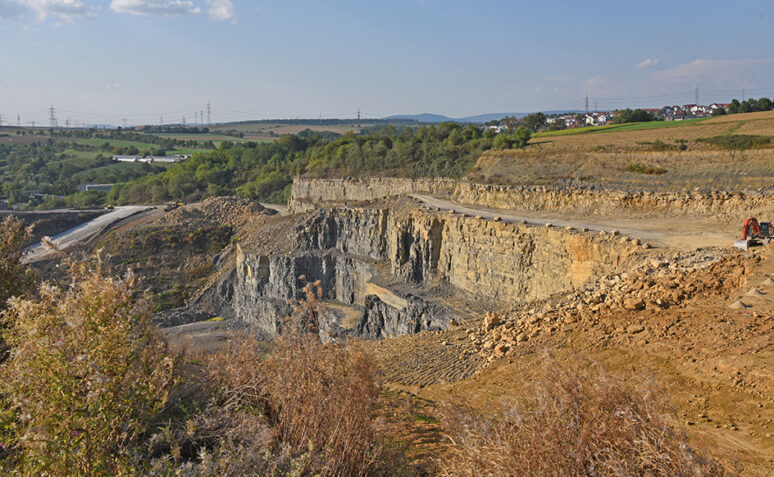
[260,202,289,216]
[24,206,154,263]
[410,194,732,250]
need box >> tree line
[111,123,525,205]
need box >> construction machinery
[164,201,184,212]
[734,217,772,250]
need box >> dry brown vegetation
[438,357,728,476]
[0,217,35,311]
[149,285,403,476]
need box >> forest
[110,123,520,205]
[0,122,532,207]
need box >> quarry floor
[369,241,774,475]
[412,193,736,250]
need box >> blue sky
[1,0,773,125]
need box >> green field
[149,132,247,143]
[70,138,159,149]
[534,117,712,138]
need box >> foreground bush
[0,268,174,475]
[151,285,397,476]
[166,333,389,476]
[0,216,35,311]
[440,359,727,476]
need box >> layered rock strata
[288,177,457,213]
[231,203,636,340]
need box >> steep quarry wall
[231,203,637,339]
[454,181,774,220]
[289,177,457,212]
[386,208,637,302]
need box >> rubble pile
[467,248,759,361]
[159,197,269,227]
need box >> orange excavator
[735,217,771,250]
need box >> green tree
[522,112,547,132]
[613,108,656,124]
[0,217,34,312]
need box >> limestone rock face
[289,177,456,213]
[231,202,632,341]
[386,207,634,302]
[453,182,774,220]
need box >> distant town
[485,102,731,133]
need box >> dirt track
[411,193,736,250]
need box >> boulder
[484,311,501,330]
[623,297,645,310]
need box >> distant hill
[385,111,583,124]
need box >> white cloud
[206,0,233,21]
[0,0,92,20]
[109,0,200,17]
[635,58,660,69]
[652,58,774,82]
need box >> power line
[49,105,57,128]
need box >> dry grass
[468,147,774,190]
[150,285,401,476]
[703,110,774,124]
[439,357,729,477]
[737,118,774,136]
[531,122,733,150]
[150,332,397,476]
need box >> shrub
[0,267,174,475]
[0,217,35,312]
[626,163,667,175]
[493,127,531,149]
[698,134,771,150]
[439,358,727,476]
[151,285,397,476]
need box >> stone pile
[160,197,267,227]
[468,247,757,361]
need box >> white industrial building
[112,154,191,163]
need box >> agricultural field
[149,132,252,143]
[208,121,364,137]
[469,110,774,191]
